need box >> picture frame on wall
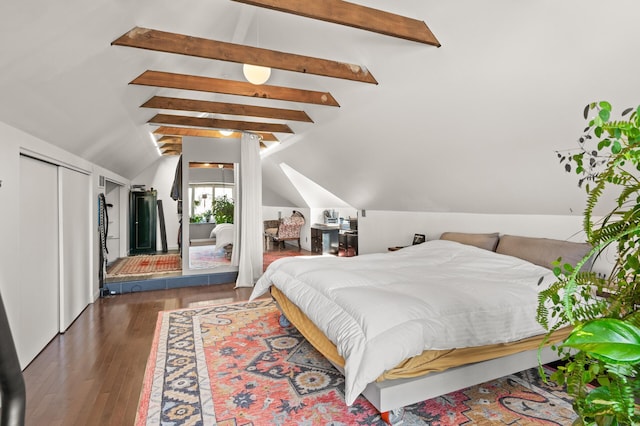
[412,234,426,245]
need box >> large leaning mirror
[187,162,235,270]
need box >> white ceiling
[1,0,639,215]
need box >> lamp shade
[242,64,271,85]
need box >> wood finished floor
[22,284,266,426]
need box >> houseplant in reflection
[189,214,204,223]
[537,101,640,425]
[204,209,213,223]
[212,195,234,224]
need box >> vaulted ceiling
[1,1,639,215]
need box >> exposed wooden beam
[142,96,313,122]
[131,70,339,107]
[153,126,279,142]
[113,27,377,84]
[158,143,182,151]
[189,162,234,169]
[148,113,294,133]
[232,0,440,47]
[157,135,182,144]
[162,150,181,156]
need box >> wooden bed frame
[271,286,564,423]
[261,233,591,423]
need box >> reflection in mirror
[187,162,235,270]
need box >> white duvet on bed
[250,239,556,405]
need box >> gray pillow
[439,232,500,252]
[495,234,592,270]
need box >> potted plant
[189,214,203,224]
[212,195,234,224]
[536,102,640,425]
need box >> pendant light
[243,13,271,85]
[243,64,271,85]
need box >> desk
[311,224,339,255]
[339,231,358,256]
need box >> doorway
[104,180,123,265]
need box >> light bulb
[243,64,271,85]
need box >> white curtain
[235,132,263,287]
[231,164,240,267]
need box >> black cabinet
[129,190,157,255]
[311,225,339,255]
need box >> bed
[249,232,591,419]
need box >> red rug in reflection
[107,254,181,276]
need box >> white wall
[2,1,639,219]
[359,210,586,252]
[358,210,612,274]
[258,1,640,217]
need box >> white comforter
[250,239,556,405]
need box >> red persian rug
[107,254,181,276]
[135,300,578,425]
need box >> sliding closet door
[18,155,59,368]
[59,167,91,332]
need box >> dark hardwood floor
[22,284,264,426]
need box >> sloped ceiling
[1,1,639,215]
